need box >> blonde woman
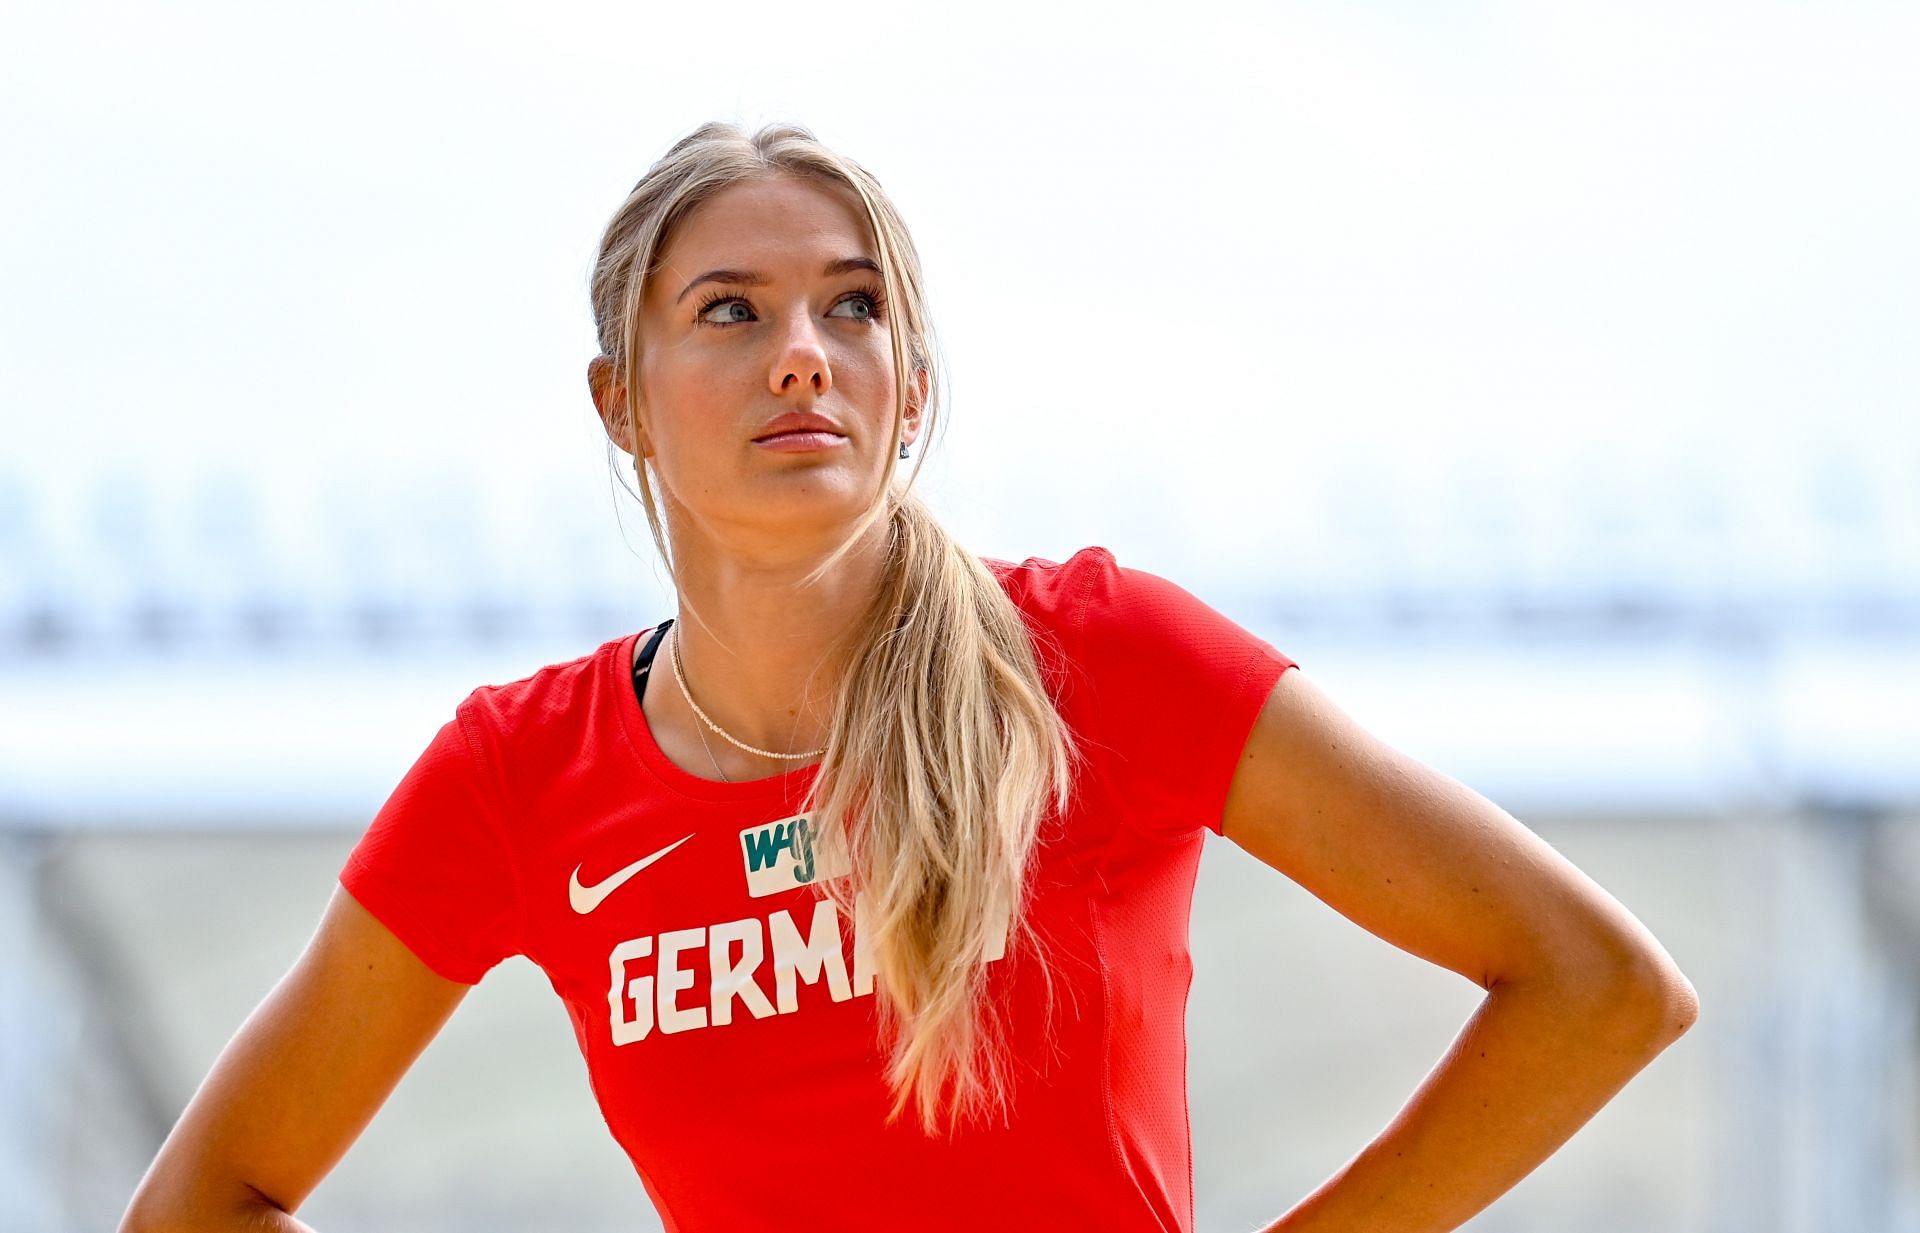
[121,122,1699,1233]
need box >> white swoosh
[569,833,696,915]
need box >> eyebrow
[675,256,883,305]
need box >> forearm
[1258,974,1696,1233]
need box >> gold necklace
[668,625,828,767]
[647,627,730,781]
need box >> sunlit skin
[588,174,926,781]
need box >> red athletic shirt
[339,544,1298,1233]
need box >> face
[592,174,925,551]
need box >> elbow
[1600,950,1702,1047]
[1651,965,1702,1039]
[1608,932,1701,1037]
[120,1179,284,1233]
[1498,942,1702,1046]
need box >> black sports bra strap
[632,618,675,705]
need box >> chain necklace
[686,694,732,783]
[668,624,829,774]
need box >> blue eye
[828,292,879,321]
[694,294,756,325]
[693,283,887,327]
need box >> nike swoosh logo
[569,833,696,915]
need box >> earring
[898,441,910,459]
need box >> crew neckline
[609,555,1026,805]
[610,626,824,804]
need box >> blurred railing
[1,432,1915,660]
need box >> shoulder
[984,546,1300,842]
[999,545,1298,730]
[982,544,1281,707]
[978,544,1118,634]
[982,544,1242,648]
[456,634,628,762]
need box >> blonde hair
[587,121,1083,1137]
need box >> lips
[753,411,845,442]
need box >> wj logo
[740,815,847,898]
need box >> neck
[660,516,891,763]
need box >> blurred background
[3,1,1916,1230]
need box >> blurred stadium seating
[2,428,1916,1232]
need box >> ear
[903,365,929,446]
[587,355,649,458]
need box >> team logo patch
[740,814,849,897]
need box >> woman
[120,122,1698,1233]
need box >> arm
[1217,668,1700,1233]
[118,885,476,1233]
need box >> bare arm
[1218,668,1700,1233]
[118,884,476,1233]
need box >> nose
[769,312,832,397]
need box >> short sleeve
[1061,546,1298,842]
[338,700,525,984]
